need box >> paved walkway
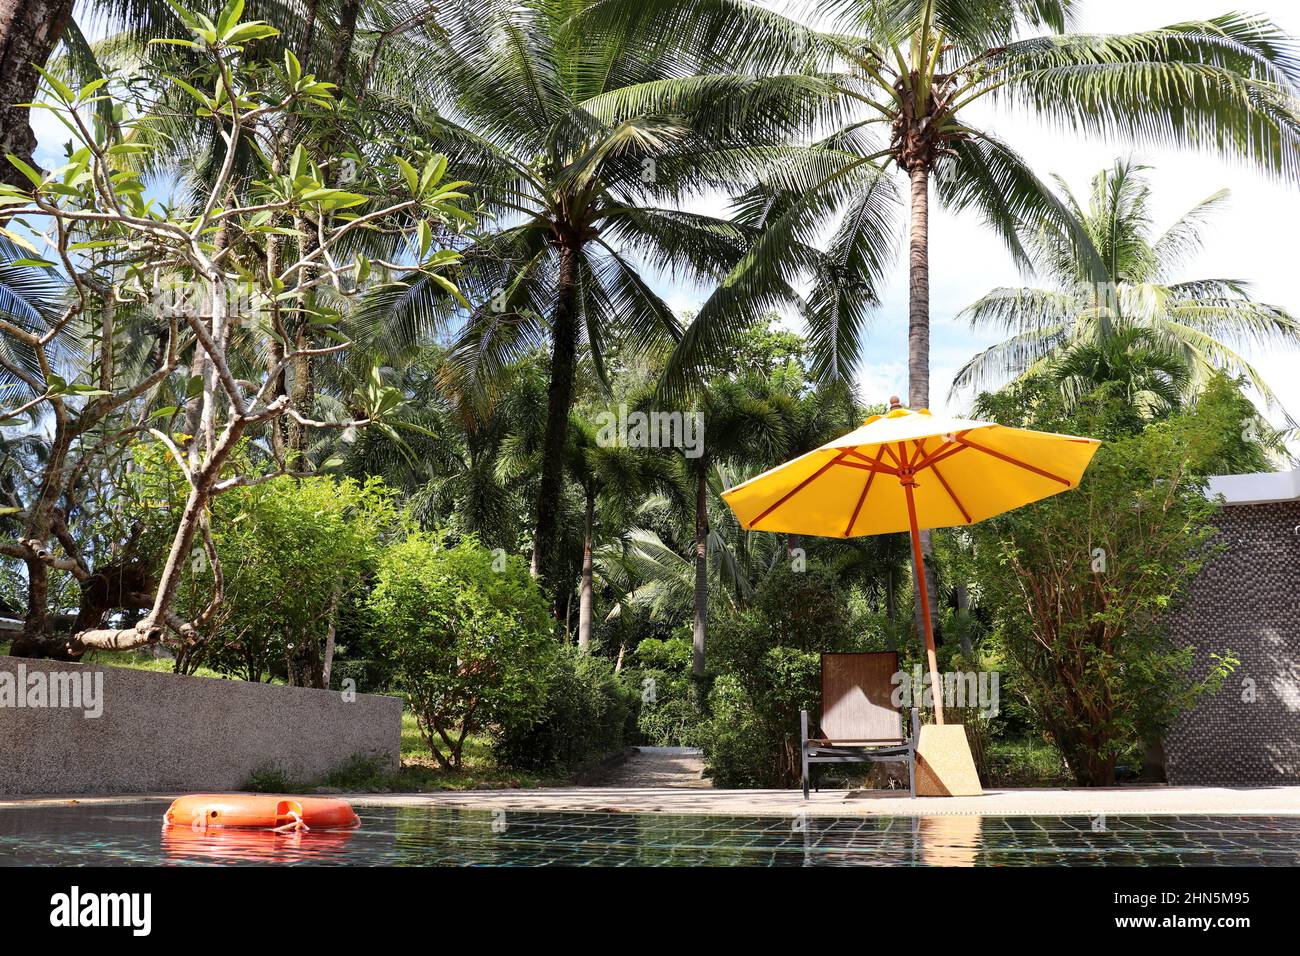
[5,785,1298,819]
[597,747,711,789]
[346,784,1300,818]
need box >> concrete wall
[0,655,401,795]
[1164,502,1300,786]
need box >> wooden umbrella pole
[903,480,944,724]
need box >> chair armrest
[909,707,920,743]
[800,709,810,747]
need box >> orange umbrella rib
[844,448,885,536]
[929,460,972,524]
[843,448,900,475]
[914,441,969,472]
[955,435,1072,486]
[748,450,847,528]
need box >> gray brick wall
[1164,502,1300,786]
[0,655,401,795]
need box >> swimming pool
[2,803,1298,866]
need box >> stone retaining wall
[0,655,401,794]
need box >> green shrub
[495,647,637,772]
[172,472,400,686]
[972,374,1248,784]
[699,675,771,788]
[702,563,861,788]
[369,532,554,770]
[623,635,707,746]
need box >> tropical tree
[0,0,418,183]
[586,0,1300,642]
[565,410,673,652]
[953,159,1300,417]
[362,0,850,590]
[1049,326,1192,421]
[683,378,788,674]
[0,7,467,659]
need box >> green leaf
[5,154,44,188]
[224,23,278,44]
[420,154,448,194]
[215,0,244,36]
[416,219,432,259]
[34,66,74,105]
[392,155,419,194]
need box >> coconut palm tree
[565,410,677,651]
[679,378,790,673]
[953,159,1300,418]
[586,0,1300,640]
[1048,326,1193,420]
[365,0,854,591]
[593,0,1300,401]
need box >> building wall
[1164,502,1300,786]
[0,655,401,795]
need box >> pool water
[2,803,1298,866]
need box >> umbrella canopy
[721,399,1101,725]
[722,405,1100,537]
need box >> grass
[985,737,1074,788]
[2,639,248,681]
[242,713,559,793]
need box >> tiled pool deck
[4,785,1298,817]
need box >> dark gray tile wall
[1165,502,1300,786]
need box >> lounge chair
[800,651,919,799]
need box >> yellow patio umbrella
[721,397,1101,724]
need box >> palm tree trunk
[532,242,581,588]
[691,467,709,677]
[577,488,594,652]
[0,0,73,190]
[907,165,942,651]
[908,166,930,409]
[327,0,362,88]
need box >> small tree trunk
[692,467,709,677]
[577,489,594,652]
[906,164,942,650]
[531,241,582,589]
[321,577,343,689]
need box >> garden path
[599,747,711,789]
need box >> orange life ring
[164,794,360,831]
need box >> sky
[30,0,1300,453]
[666,1,1300,452]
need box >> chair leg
[908,753,916,799]
[800,709,811,799]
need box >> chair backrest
[820,652,901,742]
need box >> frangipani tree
[0,2,468,659]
